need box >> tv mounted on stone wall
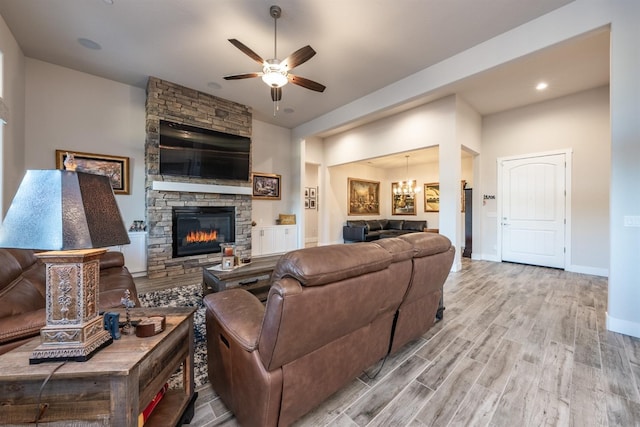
[159,120,251,181]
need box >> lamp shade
[0,170,130,250]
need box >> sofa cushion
[374,237,414,263]
[272,242,392,287]
[0,308,46,343]
[387,220,404,230]
[399,232,453,257]
[366,220,383,231]
[346,220,367,230]
[402,220,427,231]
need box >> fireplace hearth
[172,206,235,258]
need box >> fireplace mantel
[152,181,252,195]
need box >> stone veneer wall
[145,77,253,279]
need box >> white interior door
[500,153,566,269]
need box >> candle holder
[220,243,236,270]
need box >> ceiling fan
[224,5,326,112]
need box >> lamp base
[30,249,111,364]
[30,326,113,364]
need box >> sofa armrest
[204,289,265,351]
[343,225,367,242]
[0,308,46,344]
[100,251,125,270]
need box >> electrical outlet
[623,216,640,227]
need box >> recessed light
[536,82,548,91]
[283,108,295,114]
[207,82,222,90]
[78,38,102,50]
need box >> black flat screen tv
[159,120,251,181]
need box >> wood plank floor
[137,259,640,426]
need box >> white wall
[0,14,25,216]
[481,86,610,274]
[608,1,640,337]
[250,120,294,227]
[324,96,455,167]
[24,59,146,227]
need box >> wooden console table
[203,254,281,301]
[0,307,196,427]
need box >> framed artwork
[423,181,467,212]
[424,182,440,212]
[461,180,467,213]
[304,187,310,198]
[309,187,317,198]
[391,181,417,215]
[252,172,281,200]
[348,178,380,215]
[55,150,130,194]
[309,199,316,209]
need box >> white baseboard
[607,312,640,339]
[305,237,318,244]
[566,264,608,277]
[477,253,500,262]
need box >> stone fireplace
[145,77,252,279]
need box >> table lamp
[0,170,130,363]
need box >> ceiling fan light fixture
[224,4,325,111]
[262,60,288,88]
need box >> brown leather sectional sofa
[0,248,140,355]
[204,232,455,426]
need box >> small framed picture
[305,199,310,209]
[309,199,316,209]
[252,172,281,200]
[309,187,317,198]
[304,187,310,198]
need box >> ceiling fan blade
[224,72,262,80]
[271,87,282,102]
[281,45,316,70]
[288,74,326,92]
[228,39,265,65]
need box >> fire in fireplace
[172,206,235,258]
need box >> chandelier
[394,155,421,196]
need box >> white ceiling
[0,0,609,139]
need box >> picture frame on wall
[423,181,467,212]
[391,181,417,215]
[252,172,281,200]
[309,199,316,209]
[348,178,380,215]
[304,187,310,198]
[309,187,317,198]
[55,150,130,195]
[424,182,440,212]
[304,199,310,209]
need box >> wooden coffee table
[0,307,196,427]
[202,254,281,301]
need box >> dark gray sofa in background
[343,219,427,242]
